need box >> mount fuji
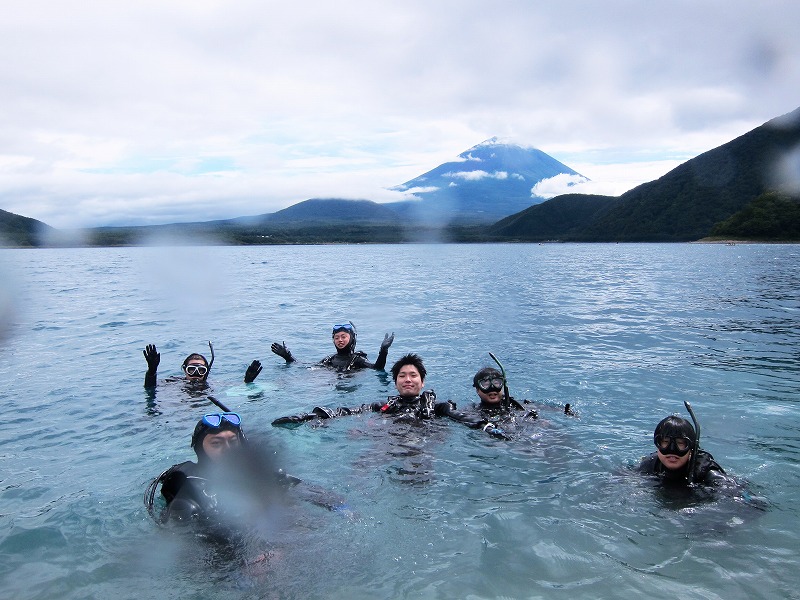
[387,137,585,224]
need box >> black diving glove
[244,360,262,383]
[272,413,315,428]
[271,342,295,363]
[143,344,160,374]
[380,332,395,351]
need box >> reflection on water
[0,243,798,599]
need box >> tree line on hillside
[709,192,800,241]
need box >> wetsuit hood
[653,416,696,448]
[333,321,357,355]
[182,353,210,381]
[190,417,246,464]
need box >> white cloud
[444,170,509,181]
[543,160,688,198]
[531,174,592,199]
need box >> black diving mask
[655,435,692,457]
[476,376,504,393]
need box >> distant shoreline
[3,238,800,249]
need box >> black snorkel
[208,395,232,413]
[203,339,230,412]
[683,400,701,484]
[488,352,511,407]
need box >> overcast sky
[1,1,799,228]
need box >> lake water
[0,243,798,600]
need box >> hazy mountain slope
[491,106,800,241]
[0,209,54,247]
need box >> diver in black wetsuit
[143,342,262,388]
[145,412,348,530]
[270,353,505,433]
[437,367,540,438]
[145,412,247,526]
[637,415,731,486]
[270,321,394,372]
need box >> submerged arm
[271,404,375,427]
[435,402,510,439]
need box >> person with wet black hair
[638,415,729,486]
[270,321,394,372]
[271,353,490,430]
[437,367,540,437]
[143,342,262,388]
[272,357,513,440]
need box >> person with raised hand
[144,341,262,388]
[270,321,394,372]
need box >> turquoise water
[0,243,798,599]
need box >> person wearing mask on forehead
[638,415,730,486]
[143,342,262,388]
[145,412,248,525]
[145,412,350,529]
[270,321,394,372]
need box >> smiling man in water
[272,353,460,425]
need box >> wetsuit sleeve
[435,401,481,426]
[272,412,317,427]
[291,481,350,511]
[694,451,731,486]
[165,497,202,522]
[160,469,186,503]
[703,469,733,487]
[351,353,374,370]
[436,402,509,438]
[372,346,388,370]
[159,465,203,523]
[372,333,394,370]
[272,405,365,427]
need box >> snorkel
[488,352,511,407]
[207,340,215,370]
[683,401,701,484]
